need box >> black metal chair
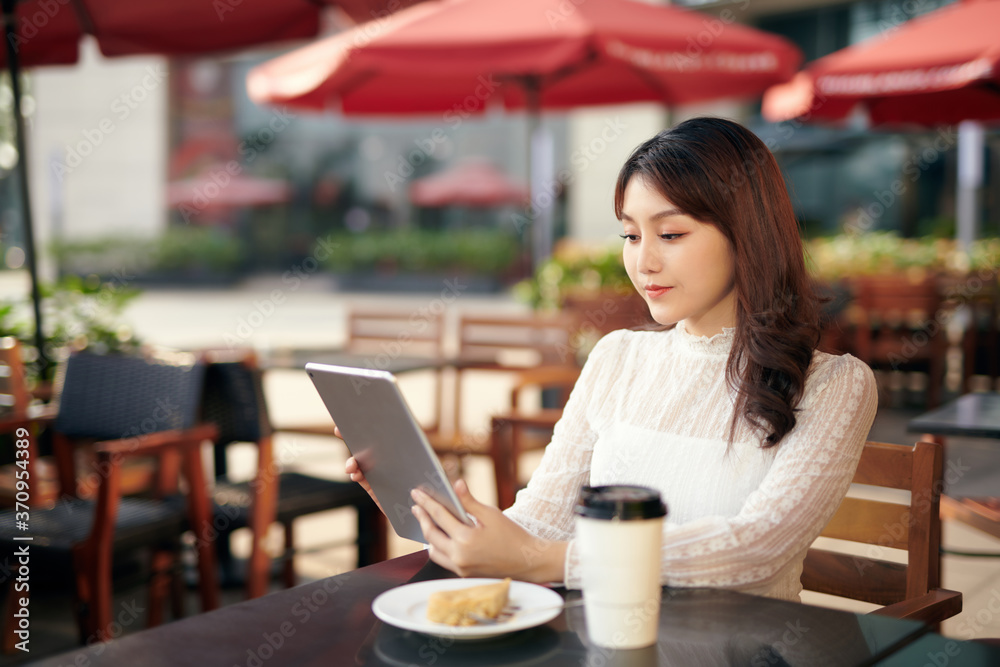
[0,352,218,649]
[198,350,386,597]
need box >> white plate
[372,578,564,640]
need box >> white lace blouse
[504,320,878,601]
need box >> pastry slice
[426,578,511,626]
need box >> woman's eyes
[619,233,684,242]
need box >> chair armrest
[0,406,58,433]
[94,423,219,458]
[492,409,564,429]
[872,588,963,625]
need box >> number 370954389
[14,427,31,517]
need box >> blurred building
[12,0,997,281]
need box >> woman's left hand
[410,480,566,584]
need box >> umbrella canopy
[247,0,802,114]
[409,159,527,208]
[1,0,421,374]
[247,0,801,266]
[762,0,1000,126]
[0,0,432,67]
[167,169,293,215]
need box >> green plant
[0,276,142,382]
[513,242,632,310]
[803,232,997,282]
[321,229,519,277]
[150,226,242,273]
[50,227,243,277]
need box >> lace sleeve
[502,331,623,545]
[563,354,878,591]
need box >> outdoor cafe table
[908,392,1000,542]
[32,551,936,667]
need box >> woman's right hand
[340,426,384,515]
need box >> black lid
[573,485,667,521]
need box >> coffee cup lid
[573,485,667,521]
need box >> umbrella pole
[3,0,50,379]
[524,77,554,271]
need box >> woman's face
[620,177,736,337]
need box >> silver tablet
[305,362,473,543]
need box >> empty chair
[850,275,946,407]
[199,350,387,594]
[490,364,582,509]
[0,352,218,647]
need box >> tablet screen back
[305,363,471,543]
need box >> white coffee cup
[574,485,667,650]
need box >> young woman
[346,117,877,601]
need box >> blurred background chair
[427,312,578,481]
[0,351,218,648]
[490,364,581,509]
[850,274,947,408]
[200,349,386,595]
[802,439,962,625]
[962,278,999,393]
[276,307,447,438]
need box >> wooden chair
[428,313,578,476]
[802,440,962,625]
[850,275,947,407]
[0,352,219,648]
[200,350,386,594]
[276,307,447,438]
[962,278,999,392]
[490,364,581,509]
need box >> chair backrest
[457,313,577,368]
[801,440,943,606]
[0,337,30,416]
[852,275,942,329]
[347,308,446,360]
[198,350,271,480]
[54,352,205,440]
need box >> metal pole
[3,0,50,378]
[956,120,983,252]
[524,77,554,271]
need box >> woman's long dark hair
[614,117,821,448]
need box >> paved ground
[2,274,999,663]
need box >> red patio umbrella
[1,0,421,372]
[167,168,293,217]
[761,0,1000,126]
[409,159,527,208]
[761,0,1000,249]
[246,0,801,265]
[247,0,801,114]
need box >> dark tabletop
[873,633,1000,666]
[32,551,938,667]
[260,348,444,375]
[907,392,1000,440]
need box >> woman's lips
[644,285,672,298]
